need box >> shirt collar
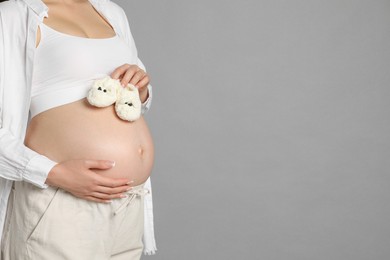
[21,0,110,19]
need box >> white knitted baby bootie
[87,76,121,107]
[114,83,142,122]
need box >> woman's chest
[33,33,137,82]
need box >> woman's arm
[115,3,153,115]
[0,10,58,188]
[0,127,59,188]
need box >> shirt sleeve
[137,58,153,115]
[117,5,153,115]
[0,128,58,188]
[0,12,58,189]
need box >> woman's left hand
[110,63,150,102]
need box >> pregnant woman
[0,0,157,259]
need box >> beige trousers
[1,180,149,260]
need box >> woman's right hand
[44,159,133,203]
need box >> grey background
[117,0,390,259]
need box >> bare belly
[24,98,154,186]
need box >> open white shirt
[0,0,157,255]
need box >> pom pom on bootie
[87,76,121,107]
[114,83,142,122]
[87,75,142,122]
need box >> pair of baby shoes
[87,76,142,122]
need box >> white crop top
[30,21,137,119]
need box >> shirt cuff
[23,153,59,189]
[141,83,153,115]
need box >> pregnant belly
[24,98,154,186]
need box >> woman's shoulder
[104,0,127,18]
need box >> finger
[96,175,131,188]
[120,67,139,87]
[110,64,131,79]
[95,184,132,195]
[136,76,150,90]
[84,195,112,204]
[90,191,126,200]
[129,70,146,87]
[84,159,115,170]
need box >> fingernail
[108,160,116,167]
[105,200,112,203]
[121,82,125,87]
[126,186,133,191]
[127,180,134,184]
[120,194,128,198]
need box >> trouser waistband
[113,181,150,215]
